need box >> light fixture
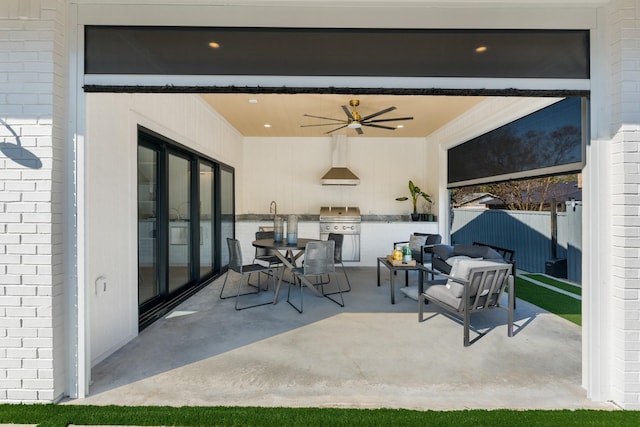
[248,99,258,104]
[396,124,404,129]
[263,124,272,128]
[347,105,362,128]
[475,45,487,53]
[208,41,221,49]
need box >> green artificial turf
[515,276,581,325]
[522,273,582,296]
[0,404,637,427]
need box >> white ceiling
[199,93,487,138]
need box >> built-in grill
[319,206,361,262]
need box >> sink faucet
[270,201,277,218]
[170,207,181,221]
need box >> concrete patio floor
[67,267,615,410]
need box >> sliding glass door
[199,162,215,278]
[168,152,192,292]
[138,145,160,305]
[137,127,232,328]
[220,166,234,267]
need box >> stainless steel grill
[319,206,361,262]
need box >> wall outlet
[95,276,107,295]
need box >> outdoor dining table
[252,238,321,303]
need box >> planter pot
[411,213,420,221]
[419,213,428,221]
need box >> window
[447,97,586,188]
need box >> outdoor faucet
[270,201,277,218]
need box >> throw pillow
[445,255,472,268]
[408,234,428,252]
[445,259,508,299]
[445,257,467,298]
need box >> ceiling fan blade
[361,106,397,121]
[300,123,348,128]
[355,127,364,135]
[366,116,414,123]
[303,113,346,122]
[300,120,348,128]
[362,123,397,130]
[324,124,348,134]
[341,105,355,121]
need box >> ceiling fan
[301,99,413,135]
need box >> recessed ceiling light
[475,46,488,53]
[248,99,258,104]
[263,124,272,128]
[208,41,221,49]
[396,124,404,129]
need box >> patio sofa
[431,243,514,275]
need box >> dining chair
[253,230,283,285]
[254,230,283,268]
[287,240,345,313]
[220,237,275,310]
[323,233,352,292]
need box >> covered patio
[70,267,613,410]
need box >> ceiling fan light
[348,122,362,129]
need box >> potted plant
[396,180,432,221]
[423,199,434,221]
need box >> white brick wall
[0,0,637,407]
[0,0,66,403]
[608,0,640,410]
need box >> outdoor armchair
[393,233,442,266]
[418,259,514,346]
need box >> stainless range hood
[321,135,360,185]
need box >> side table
[377,256,428,304]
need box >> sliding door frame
[137,126,232,328]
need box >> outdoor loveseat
[431,243,514,275]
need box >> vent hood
[321,135,360,185]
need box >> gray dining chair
[318,233,351,292]
[253,230,283,286]
[254,230,284,268]
[220,237,275,310]
[287,240,345,313]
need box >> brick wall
[608,0,640,409]
[0,0,67,402]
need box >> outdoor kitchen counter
[236,214,436,222]
[236,216,438,267]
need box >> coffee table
[377,256,429,304]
